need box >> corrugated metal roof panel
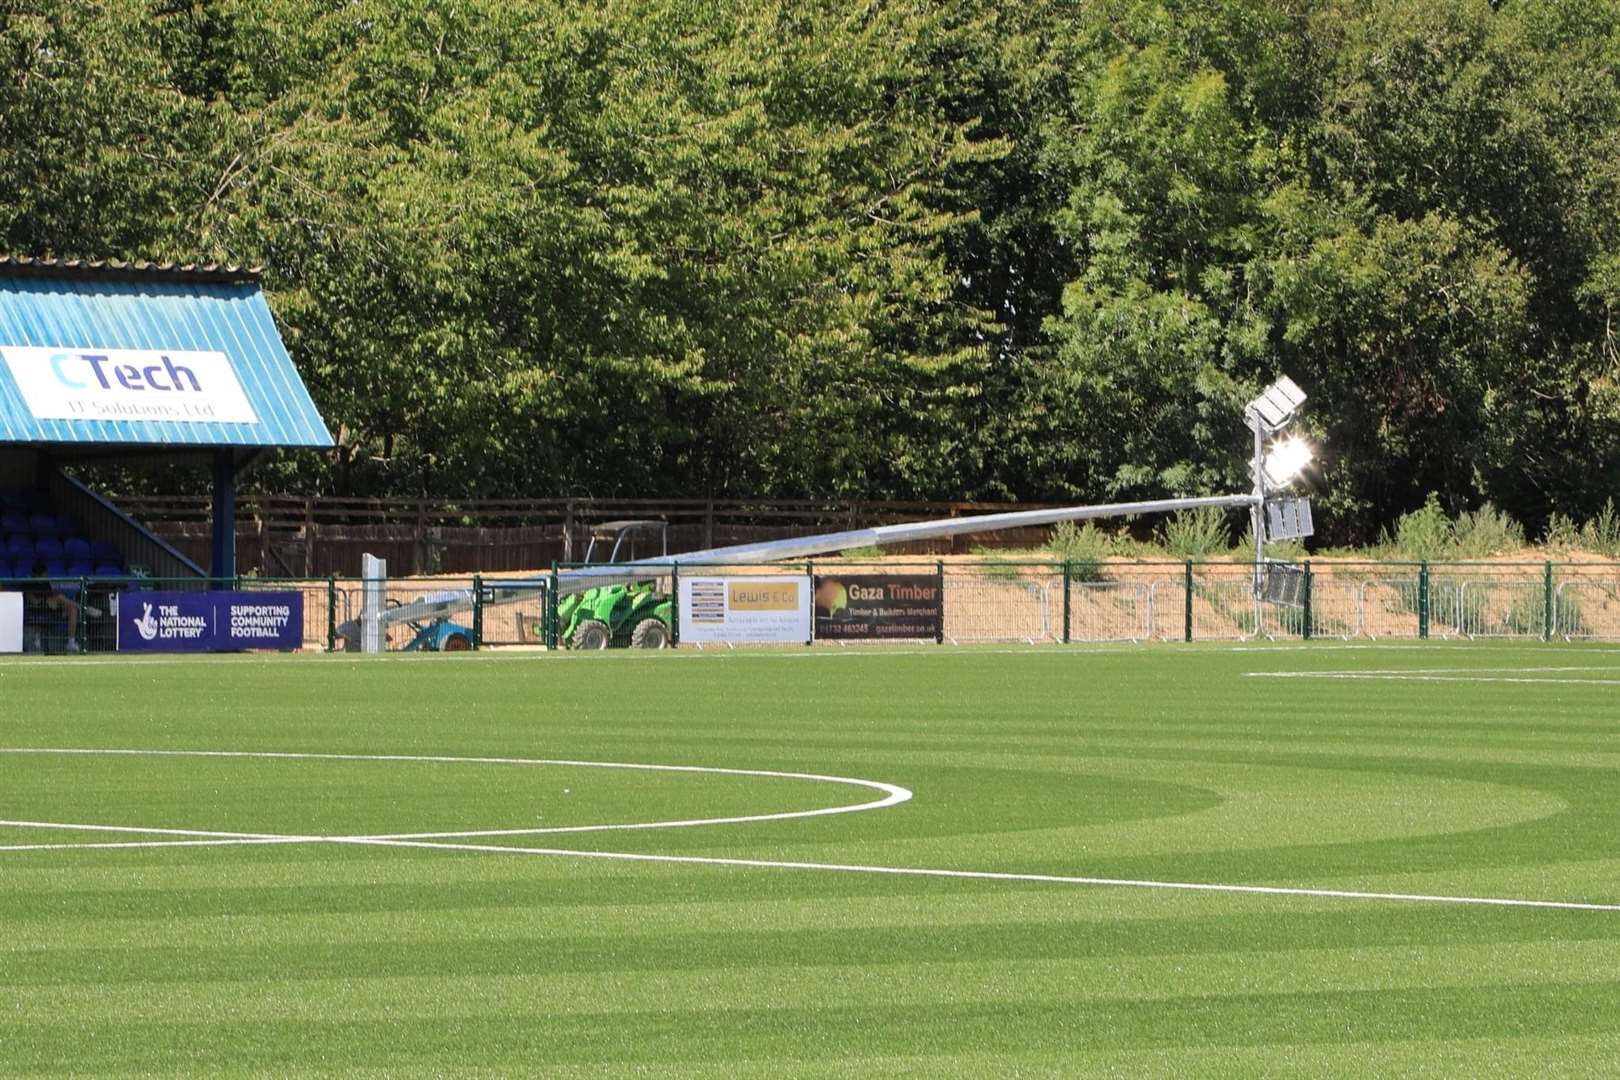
[0,255,260,285]
[0,273,333,448]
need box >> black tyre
[629,617,669,649]
[571,619,612,650]
[441,633,472,652]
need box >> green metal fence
[3,559,1618,654]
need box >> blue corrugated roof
[0,272,333,448]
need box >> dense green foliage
[4,645,1620,1071]
[3,0,1618,540]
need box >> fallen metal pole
[338,492,1260,644]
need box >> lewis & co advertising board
[678,575,811,644]
[117,591,304,652]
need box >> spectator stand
[0,257,333,653]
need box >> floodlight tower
[1243,376,1314,601]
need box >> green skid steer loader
[555,521,675,649]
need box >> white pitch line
[1246,672,1620,686]
[0,818,300,840]
[0,837,320,852]
[0,749,911,842]
[1251,666,1620,676]
[336,838,1620,914]
[6,747,1617,914]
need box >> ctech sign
[1,345,258,424]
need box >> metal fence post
[935,560,945,644]
[471,574,483,650]
[1418,562,1430,640]
[1183,561,1193,643]
[326,575,337,652]
[669,562,680,648]
[1062,559,1072,645]
[806,560,815,645]
[1302,561,1313,641]
[548,562,560,650]
[76,576,88,652]
[1543,561,1554,642]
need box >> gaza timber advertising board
[813,573,943,641]
[678,575,812,644]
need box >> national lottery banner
[813,574,943,641]
[678,575,811,644]
[117,590,304,652]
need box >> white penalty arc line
[0,748,912,841]
[4,748,1617,914]
[338,838,1620,914]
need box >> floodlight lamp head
[1261,436,1314,487]
[1244,375,1307,434]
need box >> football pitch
[3,643,1620,1075]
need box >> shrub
[1050,521,1110,582]
[1580,498,1620,557]
[1392,494,1453,561]
[1451,502,1525,557]
[1159,508,1231,559]
[1544,513,1581,551]
[972,548,1029,583]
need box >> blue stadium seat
[93,561,125,578]
[65,559,95,577]
[0,512,26,532]
[0,558,11,579]
[42,560,66,578]
[34,536,63,558]
[63,536,91,558]
[6,536,34,558]
[27,512,57,533]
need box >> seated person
[24,561,80,652]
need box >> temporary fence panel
[237,577,337,651]
[1064,580,1157,642]
[475,579,551,648]
[1552,566,1620,640]
[1189,565,1264,641]
[7,561,1620,655]
[943,564,1057,643]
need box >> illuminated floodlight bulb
[1262,437,1313,486]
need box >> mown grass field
[3,643,1619,1076]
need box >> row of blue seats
[0,558,127,580]
[0,510,75,535]
[3,534,121,561]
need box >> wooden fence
[111,495,1069,577]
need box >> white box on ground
[678,575,811,644]
[0,592,22,653]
